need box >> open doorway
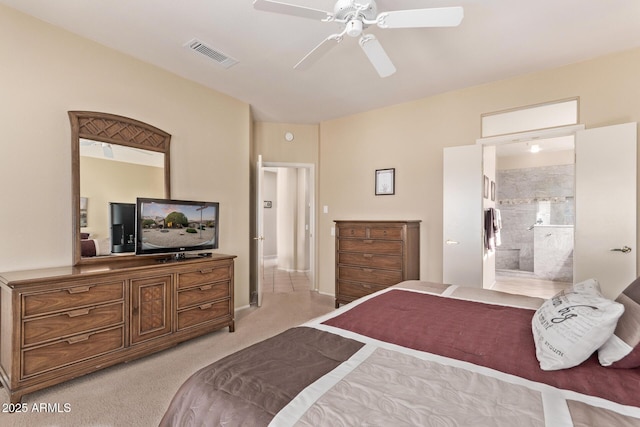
[493,136,574,298]
[252,161,316,305]
[261,166,312,293]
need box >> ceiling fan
[253,0,464,77]
[80,140,114,158]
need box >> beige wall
[253,122,319,164]
[318,48,640,299]
[0,6,252,307]
[80,156,164,240]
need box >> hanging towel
[494,208,502,247]
[484,208,496,251]
[484,208,502,251]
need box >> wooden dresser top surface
[0,253,236,287]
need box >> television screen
[136,197,219,256]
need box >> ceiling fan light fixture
[346,19,363,37]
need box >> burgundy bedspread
[159,327,363,427]
[323,289,640,407]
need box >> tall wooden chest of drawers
[335,220,420,307]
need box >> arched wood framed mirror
[70,111,171,265]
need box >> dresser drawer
[177,265,231,289]
[337,281,388,300]
[338,239,403,255]
[177,281,230,309]
[337,252,402,270]
[368,227,404,240]
[21,326,125,378]
[336,225,367,238]
[337,265,403,286]
[23,302,124,347]
[22,281,125,317]
[177,299,231,331]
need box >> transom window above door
[481,98,579,138]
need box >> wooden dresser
[335,220,420,307]
[0,254,235,404]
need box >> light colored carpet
[0,290,335,427]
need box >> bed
[80,234,111,257]
[160,279,640,426]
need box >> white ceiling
[496,136,575,158]
[4,0,640,124]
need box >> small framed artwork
[483,175,489,199]
[491,181,496,201]
[263,200,272,208]
[375,168,395,195]
[80,197,88,227]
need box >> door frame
[474,125,584,290]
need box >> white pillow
[531,279,624,371]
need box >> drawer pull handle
[362,284,372,289]
[363,268,374,273]
[199,285,213,291]
[66,333,91,344]
[200,269,213,274]
[363,240,374,244]
[199,303,213,310]
[66,308,91,318]
[363,254,374,258]
[67,286,92,294]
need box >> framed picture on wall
[80,197,88,227]
[483,175,489,199]
[375,168,395,195]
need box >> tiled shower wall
[496,164,574,281]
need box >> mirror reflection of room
[79,139,165,256]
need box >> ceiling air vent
[185,39,238,69]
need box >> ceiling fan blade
[377,7,464,29]
[294,34,342,70]
[359,35,396,78]
[253,0,331,20]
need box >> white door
[255,155,265,307]
[443,144,484,287]
[575,122,637,298]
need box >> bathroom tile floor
[492,276,572,299]
[261,258,311,293]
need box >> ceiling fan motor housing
[334,0,378,21]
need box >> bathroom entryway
[495,136,575,292]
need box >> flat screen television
[136,197,219,256]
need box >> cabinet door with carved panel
[130,274,172,345]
